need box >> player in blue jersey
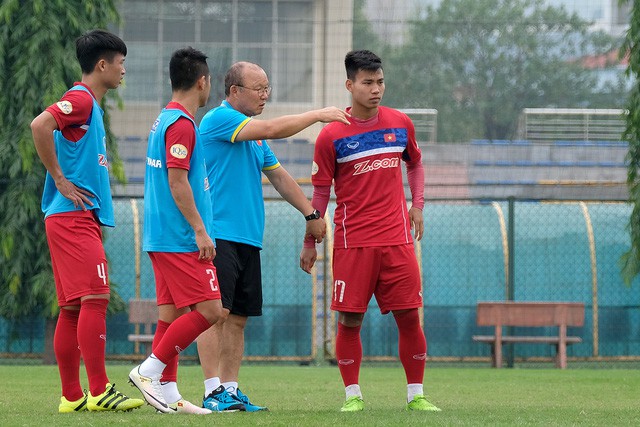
[196,61,350,411]
[128,47,223,414]
[31,29,144,413]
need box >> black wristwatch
[304,209,321,221]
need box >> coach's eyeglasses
[235,84,272,97]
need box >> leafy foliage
[377,0,628,142]
[620,0,640,286]
[0,0,123,318]
[352,0,385,53]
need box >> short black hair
[169,47,209,91]
[344,50,383,80]
[76,29,127,74]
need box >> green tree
[620,0,640,286]
[382,0,627,142]
[0,1,124,357]
[352,0,384,53]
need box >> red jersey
[164,101,196,170]
[45,82,95,142]
[312,106,422,248]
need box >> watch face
[306,210,320,220]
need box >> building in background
[110,0,629,140]
[110,0,354,141]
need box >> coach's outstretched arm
[235,107,350,142]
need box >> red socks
[78,298,110,396]
[152,320,178,382]
[393,309,427,384]
[335,322,362,387]
[153,310,211,363]
[54,308,83,401]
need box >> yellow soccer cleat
[340,396,365,412]
[58,393,88,413]
[406,394,441,411]
[87,383,144,412]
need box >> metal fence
[2,196,639,366]
[516,108,627,144]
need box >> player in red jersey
[300,50,440,412]
[31,29,143,413]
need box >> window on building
[115,0,315,105]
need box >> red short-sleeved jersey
[164,102,196,170]
[312,106,421,248]
[45,82,95,142]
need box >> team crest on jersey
[150,118,160,132]
[311,161,319,175]
[170,144,188,159]
[56,101,73,115]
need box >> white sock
[345,384,362,399]
[204,377,221,396]
[222,381,239,396]
[139,353,167,378]
[407,383,424,402]
[161,381,181,404]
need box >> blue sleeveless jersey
[143,108,214,252]
[199,101,280,249]
[41,85,114,227]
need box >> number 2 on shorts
[206,268,218,292]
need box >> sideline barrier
[2,200,640,362]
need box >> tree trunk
[42,317,57,365]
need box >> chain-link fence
[2,196,639,366]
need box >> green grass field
[0,363,638,426]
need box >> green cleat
[340,396,365,412]
[87,383,144,412]
[58,393,88,413]
[406,394,441,411]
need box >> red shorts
[148,251,221,309]
[331,245,423,314]
[45,210,110,306]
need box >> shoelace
[218,391,239,404]
[94,384,132,409]
[206,389,236,404]
[105,384,125,399]
[236,392,249,404]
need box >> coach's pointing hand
[317,106,351,125]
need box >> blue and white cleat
[235,388,268,412]
[202,386,245,412]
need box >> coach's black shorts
[214,239,262,316]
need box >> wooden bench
[472,301,584,369]
[127,299,158,356]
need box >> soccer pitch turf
[0,363,638,426]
